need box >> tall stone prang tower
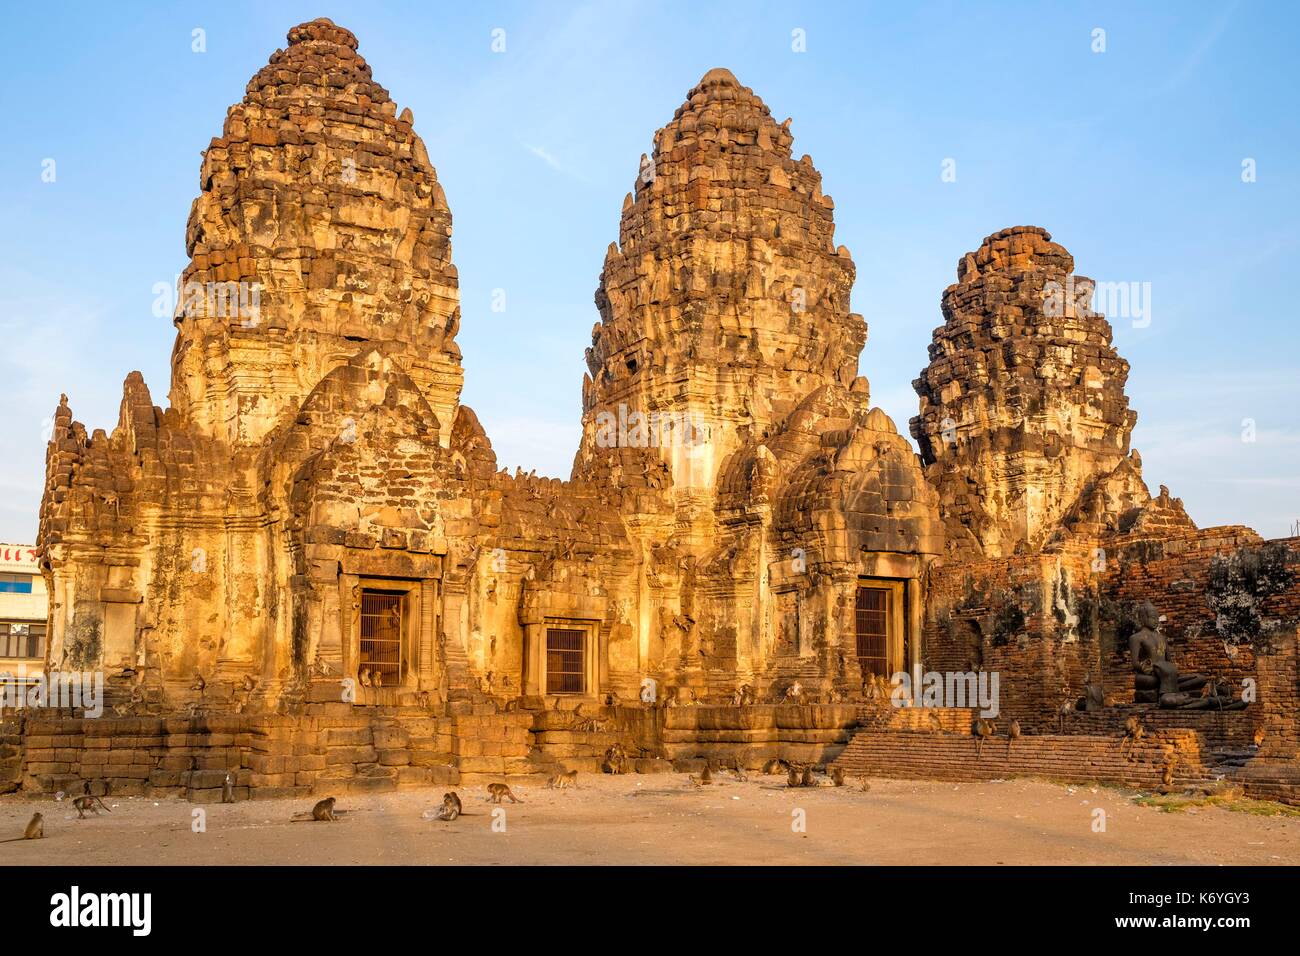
[574,68,865,513]
[40,19,475,702]
[910,226,1172,556]
[574,68,941,695]
[171,17,463,447]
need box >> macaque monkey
[373,669,384,688]
[602,744,629,775]
[973,718,996,757]
[859,777,872,792]
[487,783,522,804]
[700,764,713,785]
[1253,726,1266,748]
[547,770,579,790]
[732,758,748,783]
[1161,758,1178,792]
[787,767,801,788]
[1006,718,1021,756]
[800,766,815,788]
[1057,694,1074,734]
[190,673,206,693]
[434,792,461,821]
[762,758,788,775]
[1121,715,1145,760]
[830,766,846,787]
[359,668,372,688]
[0,813,44,842]
[222,772,235,804]
[73,795,110,818]
[290,797,339,822]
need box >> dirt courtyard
[2,774,1297,866]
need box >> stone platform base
[3,703,1289,803]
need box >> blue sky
[0,0,1296,542]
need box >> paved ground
[2,774,1297,865]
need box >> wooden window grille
[546,627,585,694]
[855,587,890,677]
[360,589,405,684]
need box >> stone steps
[832,728,1214,790]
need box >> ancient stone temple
[16,19,1298,804]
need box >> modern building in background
[0,543,47,681]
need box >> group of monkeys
[971,717,1022,757]
[5,755,870,844]
[683,757,865,790]
[970,713,1180,789]
[296,781,528,826]
[1,780,113,844]
[970,712,1159,764]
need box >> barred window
[359,590,405,684]
[545,628,585,694]
[855,587,890,677]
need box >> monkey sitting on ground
[830,766,846,787]
[688,764,714,787]
[731,758,748,783]
[601,744,629,775]
[222,772,235,804]
[0,813,44,842]
[291,797,339,822]
[800,766,815,788]
[73,794,110,819]
[787,766,802,788]
[433,792,461,821]
[762,758,789,776]
[547,770,579,790]
[487,783,522,804]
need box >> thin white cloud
[524,143,584,180]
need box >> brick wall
[832,728,1209,790]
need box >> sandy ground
[1,774,1297,866]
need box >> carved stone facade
[26,20,1297,802]
[37,22,939,722]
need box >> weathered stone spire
[911,226,1140,555]
[169,17,462,447]
[575,68,865,491]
